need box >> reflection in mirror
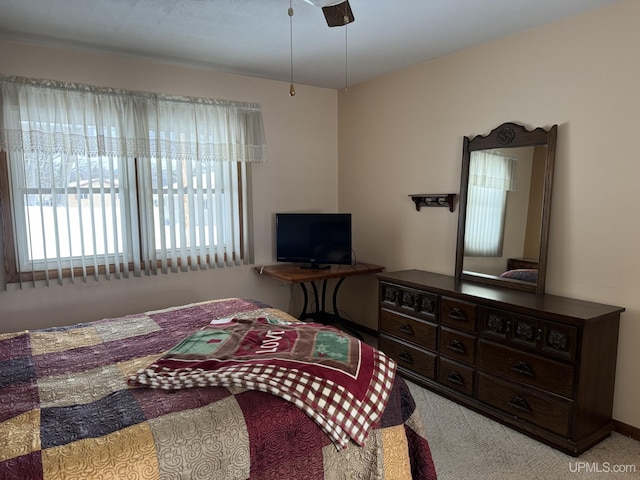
[455,123,557,294]
[463,146,545,279]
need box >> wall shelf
[409,193,457,212]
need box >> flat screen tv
[276,213,352,269]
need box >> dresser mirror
[454,122,557,294]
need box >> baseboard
[343,319,378,338]
[614,420,640,442]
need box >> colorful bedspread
[0,298,437,480]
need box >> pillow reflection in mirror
[500,268,538,283]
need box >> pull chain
[344,15,348,92]
[289,0,296,96]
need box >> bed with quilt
[0,298,436,479]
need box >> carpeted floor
[406,380,640,480]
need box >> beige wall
[0,40,339,331]
[338,0,639,429]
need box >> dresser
[377,269,624,456]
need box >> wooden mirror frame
[454,122,557,294]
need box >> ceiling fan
[288,0,355,95]
[303,0,355,27]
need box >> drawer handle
[446,371,465,386]
[446,340,466,354]
[448,308,466,321]
[511,360,535,377]
[400,323,415,335]
[398,351,413,364]
[507,395,531,413]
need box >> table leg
[332,277,344,316]
[297,278,363,340]
[299,282,309,319]
[310,281,320,316]
[298,281,321,322]
[330,277,363,340]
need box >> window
[464,151,516,257]
[0,75,267,285]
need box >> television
[276,213,352,269]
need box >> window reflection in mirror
[462,145,546,281]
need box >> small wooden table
[255,262,384,338]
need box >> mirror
[455,122,557,294]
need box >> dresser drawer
[438,358,474,396]
[478,341,574,397]
[378,334,436,380]
[439,327,476,365]
[379,309,437,351]
[380,282,438,321]
[441,297,477,332]
[477,373,571,437]
[480,307,577,360]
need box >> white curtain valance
[469,151,517,191]
[0,74,267,163]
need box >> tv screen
[276,213,352,268]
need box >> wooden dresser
[377,269,624,456]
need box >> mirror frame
[454,122,557,294]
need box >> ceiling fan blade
[322,1,354,27]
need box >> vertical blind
[464,151,517,257]
[0,74,267,286]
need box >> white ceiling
[0,0,620,89]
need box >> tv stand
[255,263,385,339]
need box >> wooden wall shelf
[409,193,456,212]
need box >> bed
[0,297,436,479]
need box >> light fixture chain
[289,0,296,96]
[344,16,348,91]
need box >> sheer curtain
[0,75,267,285]
[464,151,517,257]
[139,97,264,273]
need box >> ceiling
[0,0,620,90]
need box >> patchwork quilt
[0,297,437,480]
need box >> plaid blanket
[129,315,396,450]
[0,298,437,480]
